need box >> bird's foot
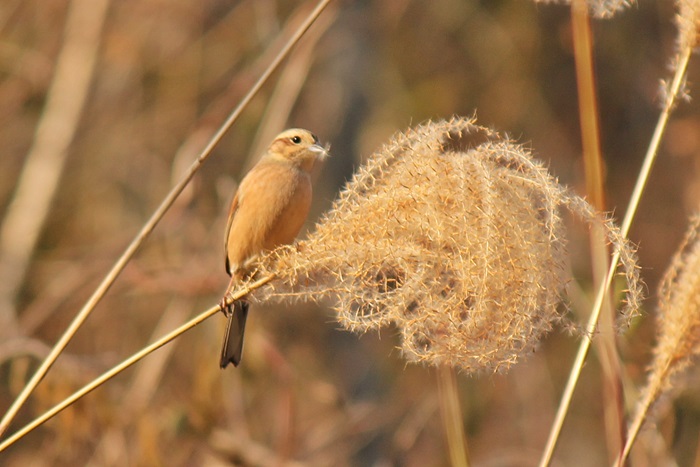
[219,296,233,317]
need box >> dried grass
[2,1,696,464]
[620,214,700,463]
[530,0,634,19]
[249,117,642,374]
[676,0,700,54]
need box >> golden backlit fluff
[530,0,634,19]
[621,215,700,458]
[644,214,700,408]
[249,117,642,374]
[676,0,700,53]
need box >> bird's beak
[309,142,330,160]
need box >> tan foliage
[620,214,700,463]
[676,0,700,53]
[250,117,642,374]
[530,0,634,18]
[647,214,700,403]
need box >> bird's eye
[291,136,302,144]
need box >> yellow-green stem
[0,274,275,453]
[437,366,469,467]
[570,0,625,463]
[0,0,333,439]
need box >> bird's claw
[219,297,233,317]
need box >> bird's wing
[224,190,240,276]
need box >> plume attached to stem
[616,3,700,463]
[651,214,700,400]
[251,117,642,374]
[676,0,700,54]
[530,0,635,19]
[620,215,700,463]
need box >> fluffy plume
[620,215,700,461]
[250,117,642,374]
[676,0,700,54]
[652,216,700,394]
[530,0,635,19]
[642,215,700,408]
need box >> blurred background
[0,0,698,465]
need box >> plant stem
[539,27,692,467]
[615,47,693,467]
[570,0,625,463]
[0,274,275,452]
[437,366,469,467]
[0,0,333,439]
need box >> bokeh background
[0,0,698,465]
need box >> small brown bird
[219,128,328,368]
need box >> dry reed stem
[573,0,624,461]
[543,5,696,465]
[0,0,109,336]
[618,215,700,465]
[11,116,641,456]
[615,3,700,463]
[87,299,191,465]
[170,1,322,204]
[0,0,333,439]
[253,116,642,374]
[246,5,337,171]
[437,366,470,467]
[0,274,275,453]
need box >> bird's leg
[219,275,238,317]
[219,298,233,317]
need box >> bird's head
[267,128,329,172]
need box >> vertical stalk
[615,46,694,467]
[437,366,469,467]
[541,14,693,467]
[570,0,625,463]
[0,0,333,439]
[540,1,624,464]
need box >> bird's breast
[261,169,312,248]
[226,162,312,271]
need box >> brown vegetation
[0,1,699,466]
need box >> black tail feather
[220,300,249,368]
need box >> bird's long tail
[220,300,249,368]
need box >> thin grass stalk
[0,0,333,439]
[570,0,625,462]
[615,52,694,465]
[616,360,672,467]
[257,116,641,373]
[539,2,620,462]
[539,27,692,467]
[572,1,605,210]
[87,299,191,465]
[0,274,276,453]
[437,366,469,467]
[247,5,336,171]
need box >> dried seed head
[622,214,700,454]
[676,0,700,54]
[648,214,700,399]
[250,117,642,374]
[529,0,635,19]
